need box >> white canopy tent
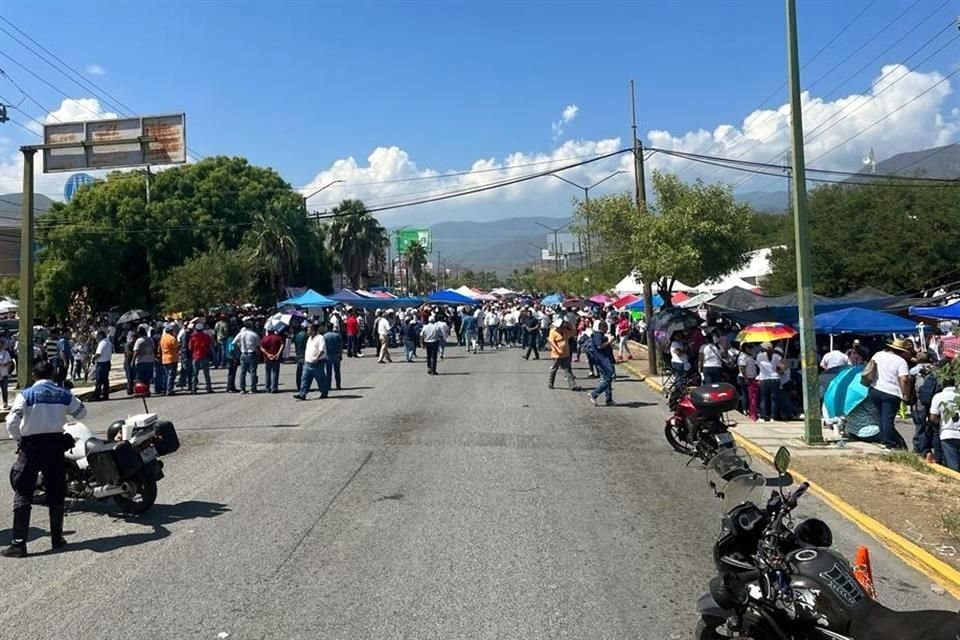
[694,276,758,295]
[613,273,694,296]
[0,297,18,314]
[677,291,715,308]
[453,285,481,299]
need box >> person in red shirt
[260,328,285,393]
[188,323,214,393]
[345,310,360,358]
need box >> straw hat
[887,338,913,353]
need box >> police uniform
[3,378,86,557]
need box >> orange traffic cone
[853,545,877,599]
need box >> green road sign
[396,228,432,253]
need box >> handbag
[860,358,877,387]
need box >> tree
[33,156,333,316]
[326,199,388,289]
[246,199,301,296]
[406,240,428,294]
[162,247,255,311]
[573,172,753,302]
[765,181,960,296]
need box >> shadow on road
[610,401,658,408]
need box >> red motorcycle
[664,381,739,464]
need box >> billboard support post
[17,148,36,389]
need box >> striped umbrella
[736,322,797,344]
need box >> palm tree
[327,199,387,289]
[406,240,428,294]
[247,200,300,295]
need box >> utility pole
[631,80,657,375]
[785,0,822,444]
[17,148,36,389]
[435,251,441,291]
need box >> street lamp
[533,221,571,273]
[525,242,546,270]
[550,170,625,262]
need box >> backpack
[917,373,941,409]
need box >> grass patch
[943,509,960,541]
[881,451,932,474]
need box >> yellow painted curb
[731,432,960,600]
[927,460,960,483]
[620,360,664,393]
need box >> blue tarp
[427,290,482,305]
[329,288,367,302]
[345,296,422,310]
[279,289,336,307]
[909,300,960,320]
[541,293,563,306]
[813,307,919,335]
[626,294,663,310]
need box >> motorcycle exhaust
[92,482,132,499]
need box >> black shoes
[1,543,26,558]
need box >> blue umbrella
[822,365,868,419]
[541,293,563,306]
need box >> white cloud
[551,104,579,139]
[85,64,106,76]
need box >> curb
[926,459,960,483]
[732,431,960,600]
[620,360,664,394]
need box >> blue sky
[1,0,957,223]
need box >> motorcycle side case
[689,383,738,415]
[786,547,871,634]
[154,421,180,456]
[86,441,143,485]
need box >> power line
[0,67,62,125]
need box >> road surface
[0,345,955,639]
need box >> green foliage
[765,182,960,296]
[0,277,18,299]
[573,173,753,299]
[405,240,428,293]
[33,156,333,316]
[162,246,255,312]
[746,211,791,250]
[326,200,388,289]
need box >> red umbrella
[613,294,641,308]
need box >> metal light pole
[551,170,625,263]
[17,148,36,388]
[533,221,571,273]
[785,0,822,443]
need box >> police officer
[3,361,87,557]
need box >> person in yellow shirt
[159,323,180,396]
[547,317,581,391]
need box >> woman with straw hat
[864,338,913,449]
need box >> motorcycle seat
[849,600,958,640]
[84,436,111,455]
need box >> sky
[0,0,957,226]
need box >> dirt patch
[796,456,960,571]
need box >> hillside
[0,193,56,225]
[861,143,960,179]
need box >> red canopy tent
[671,291,689,304]
[613,294,641,308]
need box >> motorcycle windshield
[705,447,752,492]
[719,473,767,513]
[705,447,765,512]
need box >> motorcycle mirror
[774,447,791,475]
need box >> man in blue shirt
[460,310,478,354]
[3,361,87,557]
[55,331,72,387]
[322,323,343,391]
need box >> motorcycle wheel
[113,474,157,515]
[664,421,695,455]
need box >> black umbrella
[117,309,150,324]
[650,306,701,336]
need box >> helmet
[795,518,833,548]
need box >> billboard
[43,114,186,173]
[396,228,432,254]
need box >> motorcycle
[664,381,739,464]
[34,383,180,515]
[696,446,959,640]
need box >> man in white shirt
[819,348,850,371]
[232,321,261,394]
[929,377,959,471]
[293,324,328,400]
[91,330,113,401]
[376,311,393,363]
[755,341,783,422]
[421,316,443,375]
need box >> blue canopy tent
[541,293,563,306]
[909,300,960,320]
[279,289,336,308]
[346,296,422,310]
[427,290,482,306]
[813,307,919,335]
[329,288,367,303]
[626,293,663,310]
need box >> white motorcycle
[34,392,179,515]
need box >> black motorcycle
[696,447,959,640]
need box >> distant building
[0,193,55,278]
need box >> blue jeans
[94,362,111,400]
[702,366,722,385]
[239,354,258,392]
[760,379,779,420]
[403,338,416,362]
[299,362,329,397]
[942,438,960,471]
[591,358,614,403]
[154,361,166,393]
[324,358,341,390]
[164,363,178,395]
[192,358,212,392]
[178,352,192,388]
[264,360,281,392]
[868,387,907,449]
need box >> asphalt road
[0,344,956,640]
